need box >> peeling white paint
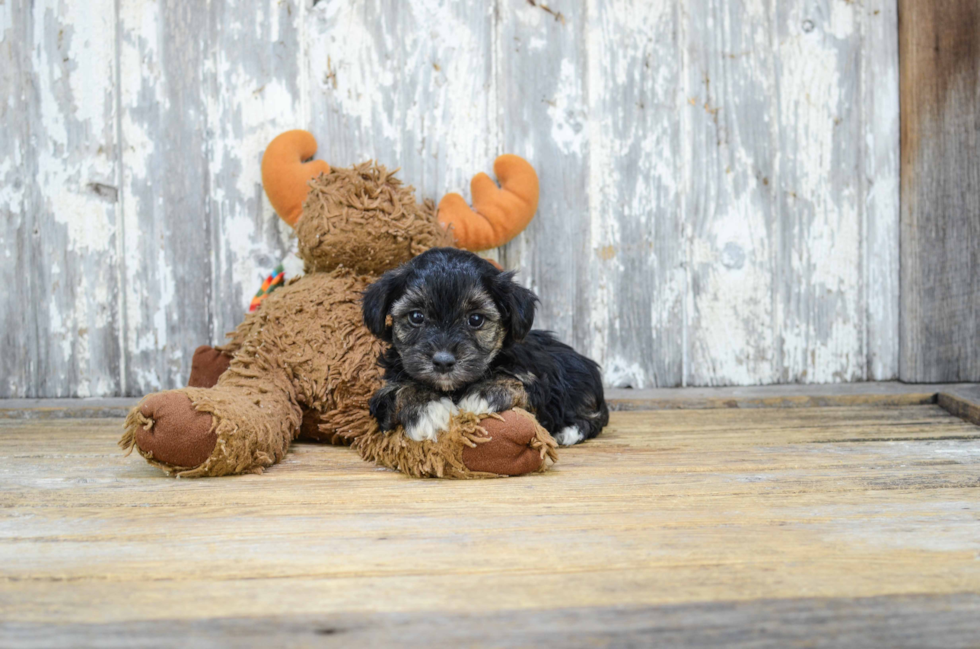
[547,59,587,156]
[18,0,122,397]
[1,0,901,397]
[604,357,648,390]
[775,0,864,383]
[308,0,495,196]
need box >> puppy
[362,247,608,446]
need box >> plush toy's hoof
[354,408,556,479]
[187,345,232,388]
[132,393,217,469]
[463,410,555,475]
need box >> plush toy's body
[121,132,557,478]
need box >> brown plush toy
[120,130,557,478]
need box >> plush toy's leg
[187,345,233,388]
[355,408,558,479]
[120,377,302,478]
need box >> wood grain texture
[863,0,900,381]
[2,380,980,417]
[497,0,592,361]
[205,0,307,341]
[1,406,979,643]
[0,1,39,398]
[586,0,684,388]
[4,594,980,649]
[117,0,214,395]
[1,0,903,395]
[774,0,865,383]
[1,1,123,398]
[899,0,980,382]
[307,0,497,207]
[684,0,779,386]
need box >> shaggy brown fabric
[187,346,232,388]
[356,409,557,479]
[218,269,384,440]
[299,409,351,445]
[298,163,452,275]
[120,270,381,477]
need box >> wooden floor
[3,398,980,647]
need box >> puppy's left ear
[362,268,408,341]
[490,270,538,343]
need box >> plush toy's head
[296,163,452,275]
[261,130,539,275]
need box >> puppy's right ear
[362,268,407,341]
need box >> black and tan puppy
[362,247,608,445]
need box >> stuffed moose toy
[120,131,558,478]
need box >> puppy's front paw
[404,398,459,442]
[554,425,585,447]
[456,392,494,417]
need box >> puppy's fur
[362,248,608,445]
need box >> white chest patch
[404,398,459,442]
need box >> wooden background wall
[0,0,901,398]
[898,0,980,383]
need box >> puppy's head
[362,248,537,391]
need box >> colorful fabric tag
[249,264,285,312]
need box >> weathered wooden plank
[0,2,39,398]
[898,0,980,382]
[0,0,910,396]
[773,0,865,383]
[1,2,123,398]
[609,390,936,411]
[937,389,980,427]
[118,0,214,395]
[684,1,898,386]
[306,0,496,207]
[5,408,980,505]
[862,0,900,380]
[496,0,591,354]
[5,381,980,418]
[206,0,307,339]
[0,399,136,419]
[586,0,683,388]
[683,0,779,386]
[1,408,979,629]
[4,593,978,649]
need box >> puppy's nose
[431,351,456,374]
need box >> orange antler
[261,130,331,227]
[437,155,539,251]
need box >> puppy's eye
[408,311,425,326]
[467,313,485,329]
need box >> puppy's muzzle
[431,351,456,374]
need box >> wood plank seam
[5,382,980,419]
